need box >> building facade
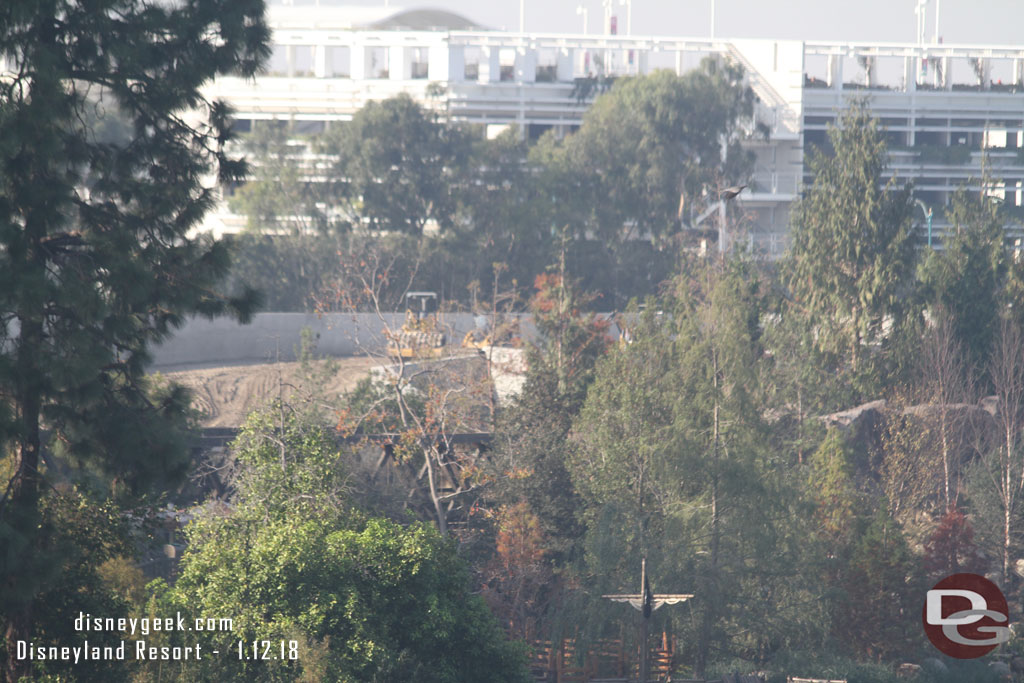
[200,5,1024,254]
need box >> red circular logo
[922,573,1010,658]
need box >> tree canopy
[164,409,530,683]
[0,0,269,677]
[785,100,916,394]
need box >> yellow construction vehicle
[386,292,446,359]
[461,314,519,352]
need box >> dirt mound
[156,357,378,427]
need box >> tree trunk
[425,447,448,538]
[5,313,44,683]
[4,195,48,680]
[696,348,721,679]
[940,408,950,509]
[1004,498,1011,589]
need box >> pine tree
[918,183,1009,377]
[569,256,803,675]
[785,100,916,396]
[0,1,269,677]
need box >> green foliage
[835,510,923,660]
[533,63,756,306]
[560,63,755,245]
[918,184,1009,375]
[808,430,865,546]
[761,298,837,458]
[805,430,927,661]
[563,257,817,674]
[485,272,612,641]
[444,129,556,299]
[168,409,530,682]
[9,10,1024,678]
[229,122,329,234]
[318,94,473,235]
[0,489,135,682]
[175,516,531,682]
[491,367,585,571]
[765,651,1000,683]
[570,305,678,556]
[227,66,758,310]
[785,99,916,397]
[0,0,269,675]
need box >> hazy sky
[285,0,1024,45]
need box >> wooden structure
[530,637,675,682]
[602,558,693,683]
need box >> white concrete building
[201,5,1024,254]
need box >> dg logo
[922,573,1011,658]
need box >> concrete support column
[556,47,574,81]
[942,56,952,89]
[904,56,917,91]
[479,46,501,82]
[635,49,648,75]
[429,43,452,81]
[517,46,536,82]
[389,45,408,80]
[351,44,366,79]
[827,54,842,89]
[286,45,295,77]
[313,44,327,78]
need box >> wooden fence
[529,638,674,682]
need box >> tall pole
[934,0,940,43]
[710,0,715,39]
[602,561,691,683]
[519,0,525,33]
[640,558,649,683]
[915,0,927,46]
[577,4,589,34]
[620,0,632,35]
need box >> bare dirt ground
[157,357,378,427]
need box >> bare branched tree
[318,243,494,537]
[919,313,973,509]
[980,318,1024,587]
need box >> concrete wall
[148,312,543,370]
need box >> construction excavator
[386,291,447,359]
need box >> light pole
[619,0,632,35]
[577,3,589,34]
[916,199,934,248]
[915,0,928,47]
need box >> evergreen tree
[835,510,921,661]
[918,183,1009,377]
[0,1,269,676]
[785,100,916,397]
[491,271,609,572]
[570,257,807,675]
